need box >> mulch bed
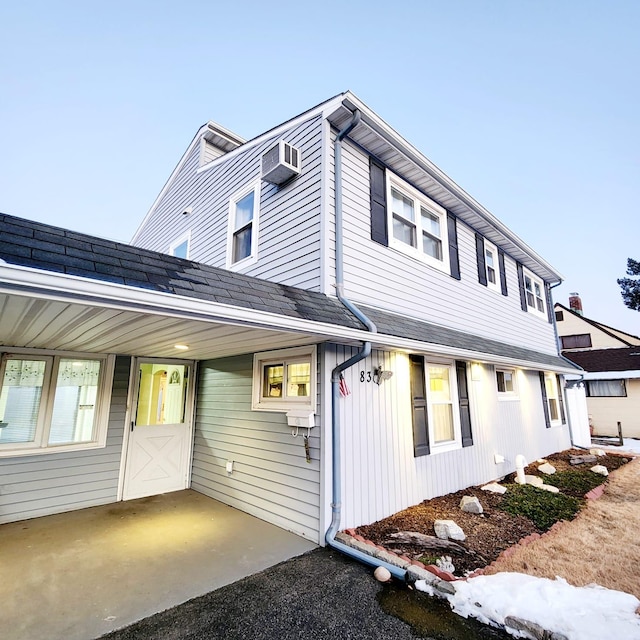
[355,449,630,577]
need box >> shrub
[543,470,605,497]
[499,484,583,531]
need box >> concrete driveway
[0,490,315,640]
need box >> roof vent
[261,141,301,185]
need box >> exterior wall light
[373,365,393,385]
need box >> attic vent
[261,140,301,185]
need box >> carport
[0,489,316,640]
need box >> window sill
[0,441,107,458]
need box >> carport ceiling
[0,292,325,360]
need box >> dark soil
[356,449,630,577]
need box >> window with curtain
[0,352,113,456]
[586,380,626,397]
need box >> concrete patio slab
[0,490,316,640]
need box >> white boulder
[481,482,507,494]
[591,465,609,477]
[434,519,466,541]
[538,462,556,475]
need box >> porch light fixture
[373,365,393,385]
[174,344,189,351]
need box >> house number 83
[360,370,372,383]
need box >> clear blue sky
[1,1,638,334]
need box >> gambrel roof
[0,213,576,371]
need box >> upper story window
[226,182,260,269]
[555,310,564,322]
[387,175,449,273]
[170,232,190,259]
[485,241,499,291]
[0,350,114,457]
[560,334,592,350]
[523,268,546,318]
[252,346,316,412]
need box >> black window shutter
[456,361,473,447]
[517,262,528,311]
[556,374,566,424]
[498,249,508,296]
[475,234,487,286]
[545,283,554,324]
[539,371,551,428]
[409,355,430,456]
[369,157,388,246]
[447,213,461,280]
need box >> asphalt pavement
[100,548,509,640]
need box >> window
[409,357,473,455]
[496,368,516,395]
[227,183,260,269]
[555,310,564,322]
[252,346,316,411]
[485,242,498,290]
[586,380,626,397]
[560,334,592,350]
[523,268,546,317]
[387,175,449,272]
[0,351,114,457]
[170,232,190,259]
[540,372,565,427]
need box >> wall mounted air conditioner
[261,140,301,185]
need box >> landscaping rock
[539,484,560,494]
[570,454,597,465]
[589,448,606,457]
[525,475,544,487]
[481,482,507,494]
[591,465,609,477]
[459,496,483,514]
[538,462,556,475]
[434,519,466,541]
[504,615,568,640]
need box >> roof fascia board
[195,95,346,176]
[581,370,640,380]
[340,92,562,282]
[0,264,573,372]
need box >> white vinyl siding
[325,345,570,530]
[134,116,325,292]
[191,354,321,542]
[0,355,129,524]
[332,140,559,355]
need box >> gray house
[0,92,585,545]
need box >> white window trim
[0,348,115,458]
[484,240,500,292]
[169,230,191,259]
[252,346,316,412]
[496,367,518,400]
[425,360,461,454]
[386,174,450,274]
[523,267,547,318]
[226,182,260,271]
[544,372,563,427]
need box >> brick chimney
[569,292,583,316]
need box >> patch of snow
[599,438,640,455]
[415,572,640,640]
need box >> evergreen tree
[617,258,640,310]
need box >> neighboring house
[556,296,640,438]
[0,92,586,546]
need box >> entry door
[122,359,194,501]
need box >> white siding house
[0,92,584,545]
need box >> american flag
[339,373,351,397]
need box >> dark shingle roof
[0,213,364,329]
[562,347,640,372]
[1,212,573,370]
